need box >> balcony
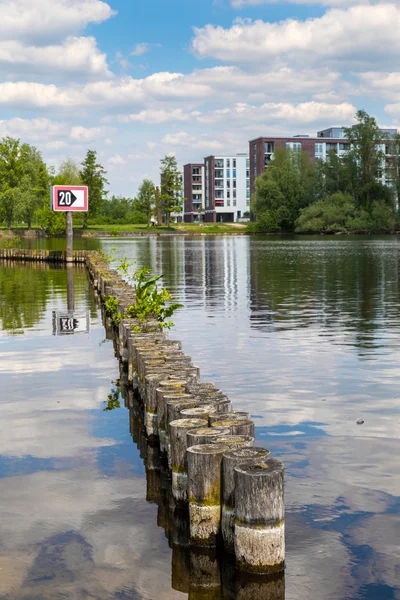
[215,199,224,207]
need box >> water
[0,235,399,600]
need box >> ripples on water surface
[0,235,399,600]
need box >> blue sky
[0,0,399,196]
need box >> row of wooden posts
[85,251,285,577]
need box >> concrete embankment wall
[1,248,285,579]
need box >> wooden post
[66,263,74,312]
[66,211,73,263]
[187,426,231,448]
[222,447,271,553]
[234,459,285,574]
[169,418,208,506]
[211,418,255,438]
[180,405,217,421]
[211,434,254,450]
[187,443,229,546]
[209,411,250,425]
[189,547,221,600]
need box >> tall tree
[136,179,155,227]
[80,150,108,228]
[344,110,388,211]
[387,132,400,207]
[154,186,163,225]
[0,137,29,228]
[160,155,183,227]
[14,146,49,228]
[252,147,316,232]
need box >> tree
[0,137,29,228]
[160,155,183,228]
[387,132,400,207]
[136,179,155,227]
[14,146,49,228]
[80,150,108,228]
[37,158,81,235]
[252,147,316,232]
[154,185,163,225]
[344,110,389,211]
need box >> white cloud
[161,131,224,151]
[108,154,127,165]
[192,5,400,67]
[0,36,111,78]
[231,0,397,5]
[119,108,190,124]
[131,43,151,57]
[0,0,116,44]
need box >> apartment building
[203,154,250,223]
[183,163,205,223]
[249,127,398,193]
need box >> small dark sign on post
[50,185,89,262]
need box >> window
[227,180,230,188]
[215,169,223,178]
[233,170,237,178]
[192,167,200,175]
[193,185,201,191]
[227,191,230,198]
[215,159,224,168]
[339,143,348,152]
[286,142,301,152]
[227,199,231,206]
[246,159,250,168]
[315,143,324,155]
[226,159,230,168]
[233,190,236,199]
[246,170,250,178]
[233,159,236,168]
[193,175,201,182]
[216,190,224,199]
[246,189,250,199]
[326,143,337,154]
[265,142,274,154]
[215,179,224,188]
[233,180,236,189]
[226,170,230,178]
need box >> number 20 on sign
[51,186,89,212]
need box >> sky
[1,0,400,197]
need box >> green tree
[387,132,400,207]
[136,179,155,227]
[154,186,162,225]
[0,137,29,228]
[80,150,108,228]
[37,158,82,235]
[160,155,183,227]
[14,146,49,228]
[252,147,316,232]
[344,110,389,211]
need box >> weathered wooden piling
[180,405,217,420]
[169,418,208,505]
[187,443,229,546]
[189,547,221,600]
[211,418,255,438]
[210,434,254,449]
[234,459,285,574]
[222,447,271,553]
[209,411,250,425]
[186,426,231,448]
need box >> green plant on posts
[126,266,183,331]
[117,256,136,281]
[4,236,21,248]
[104,294,122,325]
[98,246,116,264]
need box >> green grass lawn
[1,222,249,235]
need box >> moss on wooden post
[209,411,250,425]
[222,447,271,553]
[186,426,231,448]
[169,418,208,506]
[187,443,229,546]
[234,459,285,575]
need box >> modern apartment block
[249,126,398,193]
[183,163,205,223]
[203,154,250,223]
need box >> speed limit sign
[51,186,88,212]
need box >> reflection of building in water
[119,366,285,600]
[182,237,251,314]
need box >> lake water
[0,235,399,600]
